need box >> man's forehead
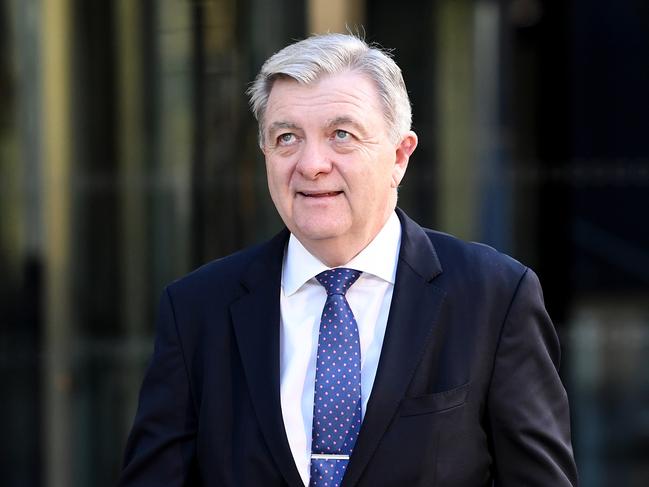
[267,72,379,105]
[264,73,382,130]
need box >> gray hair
[247,33,412,145]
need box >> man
[120,33,578,486]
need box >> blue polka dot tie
[309,268,363,487]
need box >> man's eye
[278,133,296,145]
[334,130,350,141]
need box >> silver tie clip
[311,453,350,460]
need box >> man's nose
[296,140,332,179]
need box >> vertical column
[1,0,22,274]
[9,0,45,484]
[307,0,365,33]
[473,1,510,251]
[153,0,193,287]
[435,0,476,241]
[41,0,73,485]
[116,0,148,420]
[192,0,242,259]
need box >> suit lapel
[342,209,448,487]
[230,229,305,487]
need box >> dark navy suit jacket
[120,209,578,486]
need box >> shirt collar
[282,211,402,296]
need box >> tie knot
[316,268,361,296]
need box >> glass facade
[1,0,648,485]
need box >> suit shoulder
[165,235,283,301]
[423,228,528,283]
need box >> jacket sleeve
[119,287,198,486]
[487,268,579,486]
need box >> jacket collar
[230,228,304,486]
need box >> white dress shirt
[279,212,402,486]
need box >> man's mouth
[298,191,343,198]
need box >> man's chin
[291,212,348,236]
[289,218,352,246]
[293,227,344,243]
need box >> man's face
[262,71,417,265]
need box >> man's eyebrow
[267,121,299,136]
[326,116,368,136]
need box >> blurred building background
[1,0,648,485]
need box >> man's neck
[306,239,370,268]
[297,212,397,268]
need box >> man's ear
[391,131,418,188]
